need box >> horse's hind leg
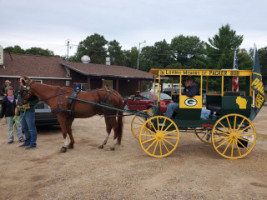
[57,116,69,153]
[67,118,74,149]
[98,117,112,149]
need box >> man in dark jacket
[17,76,39,149]
[165,76,199,118]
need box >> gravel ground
[0,107,266,200]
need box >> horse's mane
[32,81,73,92]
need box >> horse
[20,77,124,153]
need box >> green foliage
[75,33,108,64]
[108,40,125,66]
[171,35,205,67]
[166,62,183,69]
[258,47,267,84]
[4,45,25,54]
[123,47,138,69]
[4,45,55,56]
[238,49,253,70]
[140,40,173,70]
[25,47,54,56]
[206,24,243,69]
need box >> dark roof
[61,62,153,80]
[0,53,69,79]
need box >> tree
[25,47,54,56]
[123,47,138,69]
[206,24,243,69]
[75,33,108,64]
[237,49,253,70]
[108,40,125,66]
[140,40,173,71]
[171,35,205,67]
[4,45,25,54]
[258,47,267,85]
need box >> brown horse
[20,78,124,152]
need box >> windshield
[155,93,171,100]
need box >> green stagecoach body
[149,69,262,129]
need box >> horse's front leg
[58,116,69,153]
[61,134,69,153]
[110,117,119,151]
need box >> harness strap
[52,88,73,114]
[101,88,112,105]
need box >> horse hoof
[110,147,115,151]
[61,147,67,153]
[68,143,74,149]
[98,145,104,149]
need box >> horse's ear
[21,79,26,85]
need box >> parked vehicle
[35,101,59,126]
[124,92,172,113]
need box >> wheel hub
[156,131,164,141]
[229,131,238,142]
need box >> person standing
[0,86,24,143]
[1,80,11,96]
[17,76,39,149]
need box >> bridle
[21,80,32,99]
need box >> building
[0,52,153,97]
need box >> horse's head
[19,76,33,100]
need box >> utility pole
[137,40,146,70]
[66,39,71,62]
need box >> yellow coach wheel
[139,116,179,158]
[195,128,224,144]
[212,114,256,159]
[131,110,153,140]
[195,128,213,144]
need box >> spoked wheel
[139,116,179,158]
[131,110,153,140]
[195,128,212,144]
[212,114,256,159]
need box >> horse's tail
[117,100,124,145]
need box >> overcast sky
[0,0,266,57]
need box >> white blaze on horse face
[64,136,69,147]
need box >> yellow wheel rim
[131,110,153,140]
[195,128,212,144]
[212,114,256,159]
[139,116,179,158]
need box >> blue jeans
[165,103,179,118]
[6,116,23,142]
[20,111,37,147]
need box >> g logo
[185,98,197,106]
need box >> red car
[124,92,172,113]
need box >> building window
[102,79,113,89]
[33,80,42,84]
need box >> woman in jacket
[0,86,24,143]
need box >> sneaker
[8,140,14,144]
[25,146,36,150]
[19,144,29,147]
[19,139,25,143]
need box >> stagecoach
[131,68,265,159]
[19,57,264,157]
